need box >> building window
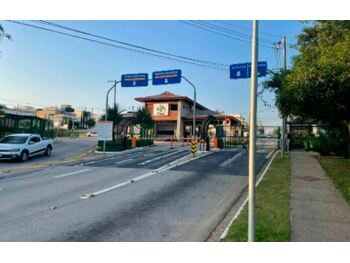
[170,104,178,111]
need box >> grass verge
[317,156,350,205]
[223,152,291,242]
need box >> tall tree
[0,24,11,55]
[265,21,350,140]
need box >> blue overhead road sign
[230,61,268,79]
[152,70,182,85]
[230,63,249,79]
[121,73,149,87]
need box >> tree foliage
[133,107,154,132]
[100,105,123,126]
[0,24,11,41]
[85,118,96,128]
[265,21,350,133]
[0,23,11,55]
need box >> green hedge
[222,137,248,148]
[97,138,132,152]
[136,138,154,147]
[97,137,153,152]
[304,132,349,156]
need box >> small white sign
[153,104,169,116]
[97,121,113,141]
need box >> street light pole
[281,36,287,158]
[181,76,197,138]
[248,20,258,242]
[104,81,120,153]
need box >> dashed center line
[54,169,91,178]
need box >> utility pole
[181,76,197,138]
[248,20,258,242]
[281,36,287,158]
[114,80,117,109]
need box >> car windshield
[0,136,29,144]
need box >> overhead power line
[215,20,283,39]
[35,20,229,68]
[194,20,276,45]
[7,20,229,72]
[180,20,276,49]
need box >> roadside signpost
[230,61,267,79]
[229,22,263,242]
[98,121,113,153]
[152,70,182,85]
[121,73,149,87]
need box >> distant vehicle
[87,131,98,137]
[0,134,53,162]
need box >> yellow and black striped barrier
[191,139,197,156]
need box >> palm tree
[134,107,154,138]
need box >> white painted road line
[219,151,245,167]
[83,151,147,165]
[137,150,185,166]
[54,169,91,178]
[219,150,280,240]
[80,151,214,200]
[115,158,133,164]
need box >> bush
[304,131,349,156]
[136,138,154,147]
[97,138,132,152]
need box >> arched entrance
[200,115,215,139]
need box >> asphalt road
[0,137,97,171]
[0,145,269,241]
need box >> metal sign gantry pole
[104,80,120,153]
[181,76,197,138]
[248,20,258,242]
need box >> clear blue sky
[0,20,304,125]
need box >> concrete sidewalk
[291,151,350,241]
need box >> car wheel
[20,151,29,162]
[44,146,52,156]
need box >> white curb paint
[80,151,214,200]
[219,150,280,240]
[54,168,91,178]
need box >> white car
[0,134,53,162]
[87,131,98,137]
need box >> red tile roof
[135,91,209,110]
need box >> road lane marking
[79,149,153,166]
[54,168,91,178]
[80,151,214,199]
[220,150,280,240]
[137,150,186,166]
[219,151,245,167]
[114,158,133,164]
